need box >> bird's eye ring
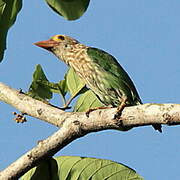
[58,35,65,40]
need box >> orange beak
[34,39,59,51]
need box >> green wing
[87,47,142,105]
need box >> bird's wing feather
[87,47,142,105]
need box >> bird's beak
[34,39,59,51]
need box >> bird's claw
[85,109,93,117]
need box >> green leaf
[58,79,68,97]
[21,156,144,180]
[40,80,68,97]
[45,0,90,20]
[0,0,22,61]
[66,67,86,98]
[74,89,103,112]
[27,64,53,101]
[47,79,68,105]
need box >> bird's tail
[152,124,162,133]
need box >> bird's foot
[86,106,112,117]
[114,96,127,119]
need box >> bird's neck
[62,43,88,66]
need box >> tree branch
[0,82,180,179]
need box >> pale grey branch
[0,82,180,179]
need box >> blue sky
[1,1,180,179]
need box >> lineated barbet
[34,34,162,132]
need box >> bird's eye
[57,35,65,40]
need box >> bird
[34,34,162,132]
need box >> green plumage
[87,47,142,107]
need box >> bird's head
[34,35,80,62]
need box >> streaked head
[34,34,80,62]
[34,34,79,51]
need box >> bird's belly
[74,71,121,107]
[71,64,125,107]
[97,91,121,107]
